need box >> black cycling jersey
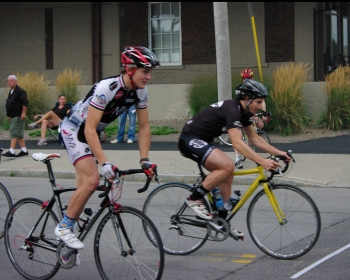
[181,99,253,141]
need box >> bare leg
[40,119,57,139]
[65,157,100,219]
[202,148,234,201]
[10,138,17,149]
[33,111,58,125]
[17,138,26,149]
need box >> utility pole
[213,2,232,101]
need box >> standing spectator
[3,75,29,158]
[110,104,136,144]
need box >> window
[324,2,350,65]
[149,2,181,65]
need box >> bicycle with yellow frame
[142,151,321,260]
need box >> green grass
[27,121,179,138]
[150,125,179,135]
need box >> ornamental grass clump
[187,74,218,116]
[55,67,83,105]
[15,71,52,124]
[269,62,311,135]
[318,65,350,130]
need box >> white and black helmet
[235,79,268,100]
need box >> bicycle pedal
[230,233,244,241]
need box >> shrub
[187,70,272,117]
[55,68,83,105]
[317,65,350,130]
[15,71,52,124]
[268,62,311,135]
[187,74,218,116]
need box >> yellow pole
[248,3,263,82]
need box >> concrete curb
[0,170,328,189]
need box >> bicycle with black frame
[4,152,164,280]
[0,148,13,239]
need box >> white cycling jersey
[68,74,147,130]
[61,74,148,165]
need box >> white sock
[9,148,15,154]
[21,147,27,153]
[235,156,240,163]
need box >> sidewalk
[1,147,349,188]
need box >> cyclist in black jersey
[234,68,267,168]
[178,79,290,238]
[54,46,160,250]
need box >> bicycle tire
[247,184,321,260]
[0,182,13,239]
[94,206,164,280]
[219,133,232,146]
[219,133,249,162]
[4,198,60,279]
[249,129,271,159]
[143,182,209,255]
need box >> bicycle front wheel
[247,184,321,259]
[0,182,12,239]
[143,182,209,255]
[4,198,60,279]
[94,206,164,280]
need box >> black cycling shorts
[178,134,216,166]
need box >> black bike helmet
[235,79,268,100]
[121,46,160,68]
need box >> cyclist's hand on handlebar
[262,158,281,172]
[100,162,118,181]
[275,151,291,163]
[141,162,157,179]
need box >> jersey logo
[189,139,208,148]
[210,101,224,108]
[234,121,242,129]
[109,81,119,90]
[95,94,107,106]
[115,91,124,99]
[222,127,227,133]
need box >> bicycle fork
[263,183,286,224]
[112,212,135,257]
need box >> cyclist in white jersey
[55,46,160,249]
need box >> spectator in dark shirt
[28,94,71,146]
[4,75,29,158]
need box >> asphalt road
[1,134,350,154]
[1,177,350,280]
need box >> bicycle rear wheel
[143,182,209,255]
[247,184,321,259]
[0,182,12,239]
[94,206,164,280]
[4,198,60,279]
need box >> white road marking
[290,243,350,279]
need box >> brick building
[0,2,348,120]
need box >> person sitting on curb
[28,94,71,146]
[110,104,136,144]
